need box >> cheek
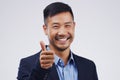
[46,28,53,36]
[48,30,57,38]
[69,29,75,35]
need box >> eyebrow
[52,21,73,25]
[64,22,73,24]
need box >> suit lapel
[48,63,59,80]
[73,54,85,80]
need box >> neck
[49,45,70,65]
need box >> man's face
[43,12,75,51]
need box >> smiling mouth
[55,36,70,42]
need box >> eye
[53,25,59,29]
[65,25,71,28]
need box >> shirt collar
[54,50,75,66]
[46,46,75,66]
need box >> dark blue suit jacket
[17,51,98,80]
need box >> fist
[40,41,54,69]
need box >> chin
[55,44,70,51]
[56,46,69,51]
[50,38,73,51]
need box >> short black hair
[43,2,74,24]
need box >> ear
[43,25,48,35]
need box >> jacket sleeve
[92,63,98,80]
[17,58,50,80]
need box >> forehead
[46,12,73,24]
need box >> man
[17,2,98,80]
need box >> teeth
[55,35,70,41]
[58,38,67,41]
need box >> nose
[57,27,67,35]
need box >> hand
[39,41,54,69]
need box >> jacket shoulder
[21,52,40,62]
[73,54,96,67]
[73,54,98,80]
[19,52,40,71]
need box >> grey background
[0,0,120,80]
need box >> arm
[17,58,50,80]
[17,42,54,80]
[92,63,98,80]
